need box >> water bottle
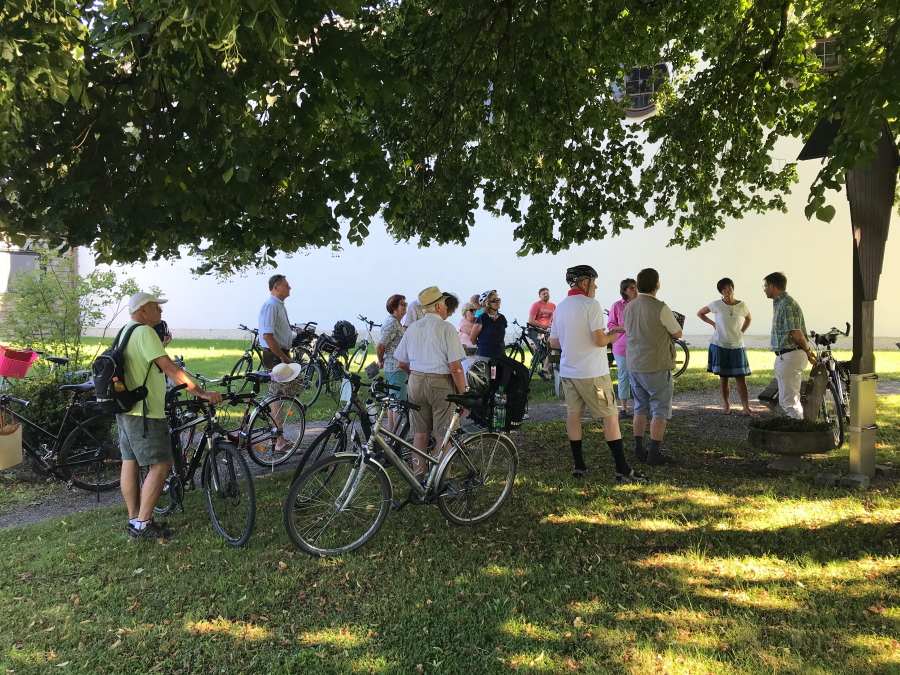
[492,386,507,431]
[112,377,125,392]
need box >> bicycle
[215,371,307,468]
[229,325,266,394]
[670,312,690,378]
[347,315,380,374]
[288,368,415,484]
[292,332,351,408]
[158,383,256,546]
[283,378,518,557]
[0,381,121,496]
[289,321,318,364]
[504,319,554,380]
[809,323,852,448]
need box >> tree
[0,0,896,274]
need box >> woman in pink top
[457,302,477,375]
[607,278,638,419]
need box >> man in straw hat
[394,286,467,479]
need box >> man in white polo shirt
[394,286,467,479]
[549,265,648,484]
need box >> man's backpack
[92,323,153,414]
[332,320,358,350]
[466,354,531,432]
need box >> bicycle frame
[3,396,89,478]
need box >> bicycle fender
[332,452,393,502]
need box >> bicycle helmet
[478,290,497,307]
[565,265,598,287]
[466,360,491,395]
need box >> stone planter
[748,427,834,471]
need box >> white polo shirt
[550,294,609,379]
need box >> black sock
[649,439,663,458]
[607,438,630,475]
[570,440,586,471]
[634,436,645,455]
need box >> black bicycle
[504,319,554,380]
[0,381,120,495]
[229,324,266,394]
[158,383,256,546]
[809,323,852,448]
[290,321,318,364]
[292,332,351,408]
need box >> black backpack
[332,320,358,350]
[92,323,153,414]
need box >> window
[0,251,40,293]
[615,63,670,118]
[813,37,839,71]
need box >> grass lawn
[1,385,899,673]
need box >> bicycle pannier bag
[0,409,22,471]
[332,320,358,350]
[92,323,152,414]
[466,354,531,432]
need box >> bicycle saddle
[445,392,488,409]
[245,371,272,384]
[46,356,69,365]
[59,381,95,393]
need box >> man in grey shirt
[258,274,293,369]
[624,268,683,466]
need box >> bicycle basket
[332,320,358,350]
[0,347,39,379]
[671,311,686,329]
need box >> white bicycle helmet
[478,290,496,307]
[466,360,491,394]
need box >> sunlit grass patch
[296,626,367,648]
[185,617,272,641]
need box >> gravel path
[3,381,898,530]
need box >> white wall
[82,137,900,339]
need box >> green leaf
[816,205,837,223]
[222,168,234,183]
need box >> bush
[748,417,831,433]
[6,373,73,449]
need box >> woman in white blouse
[697,278,756,416]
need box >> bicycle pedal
[391,498,409,511]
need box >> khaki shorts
[561,375,618,419]
[407,374,456,439]
[117,415,172,467]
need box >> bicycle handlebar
[357,315,380,329]
[0,395,30,407]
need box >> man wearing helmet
[549,265,648,483]
[623,268,683,465]
[394,286,468,479]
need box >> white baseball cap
[129,292,168,314]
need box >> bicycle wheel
[326,360,347,404]
[229,355,254,394]
[348,344,368,374]
[292,345,313,366]
[819,381,845,449]
[57,414,122,491]
[291,425,348,482]
[244,395,307,467]
[153,469,183,517]
[505,344,525,363]
[436,431,517,526]
[293,360,323,408]
[203,440,256,547]
[672,340,690,378]
[283,454,391,557]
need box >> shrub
[748,417,831,433]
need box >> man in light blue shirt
[258,274,293,369]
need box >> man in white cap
[394,286,467,478]
[120,292,223,540]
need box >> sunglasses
[400,301,408,306]
[490,298,501,303]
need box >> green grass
[1,395,899,673]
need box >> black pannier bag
[332,320,358,350]
[465,354,531,432]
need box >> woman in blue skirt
[697,278,757,416]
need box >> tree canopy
[1,0,897,274]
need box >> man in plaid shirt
[763,272,817,418]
